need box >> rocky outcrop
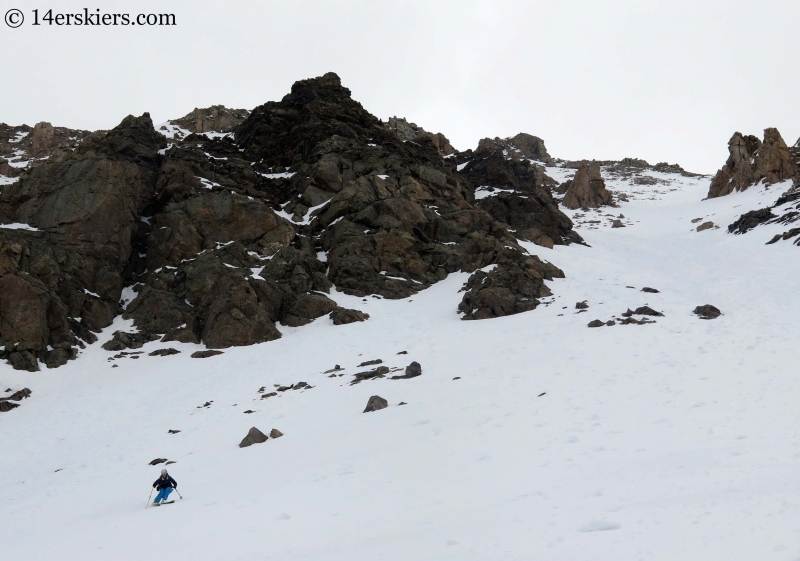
[456,137,582,248]
[458,255,564,320]
[0,72,577,369]
[561,162,614,209]
[31,122,55,156]
[386,117,454,156]
[707,129,796,198]
[466,134,552,165]
[0,114,165,369]
[172,105,250,134]
[0,121,91,175]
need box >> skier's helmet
[161,469,167,475]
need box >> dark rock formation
[239,427,268,447]
[358,359,382,367]
[0,387,31,412]
[149,348,180,356]
[391,361,422,380]
[641,287,660,293]
[562,162,614,209]
[269,429,283,439]
[693,305,721,319]
[353,366,390,382]
[0,72,577,370]
[172,105,250,134]
[588,319,604,328]
[696,221,715,232]
[622,306,663,317]
[330,307,369,325]
[707,129,797,198]
[458,256,563,320]
[455,136,582,248]
[728,208,776,235]
[363,395,388,412]
[386,117,454,157]
[191,350,224,358]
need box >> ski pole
[146,487,154,509]
[173,487,183,500]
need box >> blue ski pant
[154,487,173,503]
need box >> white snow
[0,222,39,231]
[197,177,221,190]
[1,173,800,560]
[156,122,191,140]
[260,171,297,179]
[0,175,19,186]
[274,200,330,226]
[8,131,29,143]
[474,186,516,199]
[456,162,469,171]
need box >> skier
[152,468,177,505]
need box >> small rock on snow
[239,427,268,448]
[363,395,388,413]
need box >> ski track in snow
[2,174,800,560]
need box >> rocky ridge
[0,72,576,370]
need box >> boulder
[696,221,715,232]
[269,429,283,439]
[148,348,180,356]
[562,162,614,209]
[329,307,369,325]
[363,395,388,413]
[391,361,422,380]
[239,427,268,448]
[587,319,604,328]
[191,350,224,358]
[641,287,660,293]
[693,305,721,319]
[102,331,160,351]
[621,306,663,317]
[281,293,338,327]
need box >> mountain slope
[2,169,800,560]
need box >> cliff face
[0,72,577,370]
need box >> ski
[153,500,175,506]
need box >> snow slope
[2,173,800,561]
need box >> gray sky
[2,0,798,173]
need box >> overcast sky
[2,0,798,173]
